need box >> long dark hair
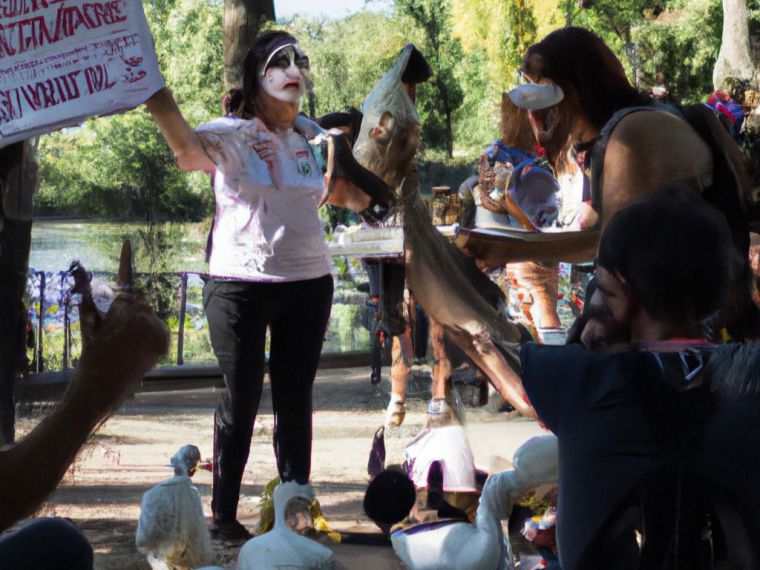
[522,27,650,130]
[226,30,298,119]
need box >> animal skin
[354,45,534,416]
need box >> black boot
[210,410,252,541]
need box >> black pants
[203,274,333,521]
[0,518,93,569]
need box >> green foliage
[452,47,501,153]
[565,0,760,103]
[396,0,465,157]
[36,0,222,220]
[286,13,409,116]
[633,0,724,102]
[447,0,538,153]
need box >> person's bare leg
[508,262,561,330]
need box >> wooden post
[177,272,188,365]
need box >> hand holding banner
[0,0,164,147]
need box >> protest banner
[0,0,164,147]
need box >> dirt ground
[13,366,545,569]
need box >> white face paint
[259,44,312,104]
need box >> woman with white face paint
[145,31,334,540]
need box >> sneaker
[427,398,448,415]
[209,518,252,541]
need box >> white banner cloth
[0,0,164,147]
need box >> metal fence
[25,268,371,373]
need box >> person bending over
[521,184,760,569]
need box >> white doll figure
[136,445,213,570]
[236,481,334,570]
[365,436,558,570]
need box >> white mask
[259,44,312,104]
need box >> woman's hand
[248,118,279,164]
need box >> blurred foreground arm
[0,276,169,531]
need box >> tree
[223,0,276,89]
[36,0,223,220]
[287,12,409,116]
[632,0,724,102]
[713,0,755,88]
[0,141,38,444]
[451,0,537,91]
[450,0,538,152]
[397,0,465,157]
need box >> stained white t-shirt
[196,116,332,282]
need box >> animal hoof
[384,399,406,428]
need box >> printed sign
[0,0,164,147]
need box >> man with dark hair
[521,184,760,569]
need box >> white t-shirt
[196,116,332,282]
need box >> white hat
[507,83,564,110]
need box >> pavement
[14,366,546,569]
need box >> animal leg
[429,319,450,401]
[449,329,535,418]
[386,330,412,428]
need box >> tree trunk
[0,141,38,445]
[713,0,754,89]
[444,110,454,159]
[223,0,276,90]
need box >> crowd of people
[1,22,759,570]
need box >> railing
[26,268,372,374]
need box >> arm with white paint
[146,87,216,173]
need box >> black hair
[597,183,737,324]
[363,468,416,525]
[227,30,298,119]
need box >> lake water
[30,218,209,274]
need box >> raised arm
[0,286,169,530]
[146,88,216,173]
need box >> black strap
[588,104,685,223]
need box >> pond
[27,218,371,372]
